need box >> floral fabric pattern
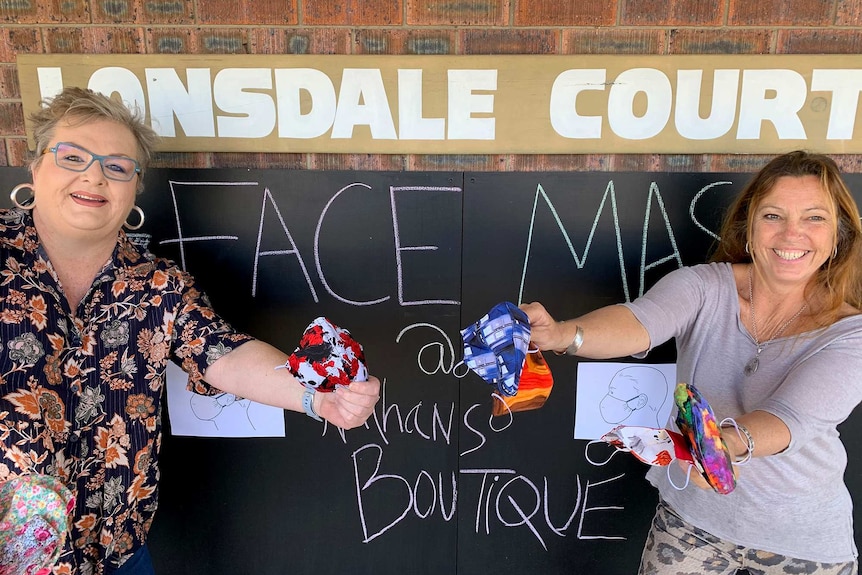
[0,208,253,574]
[0,473,75,575]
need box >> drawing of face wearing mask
[190,393,255,431]
[599,366,668,428]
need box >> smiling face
[750,175,835,291]
[30,118,140,246]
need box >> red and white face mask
[586,425,693,467]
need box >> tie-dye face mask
[674,382,736,495]
[280,317,368,392]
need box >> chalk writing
[390,186,462,306]
[519,179,723,304]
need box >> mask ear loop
[584,439,623,466]
[719,417,753,466]
[666,461,693,490]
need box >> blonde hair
[28,86,160,193]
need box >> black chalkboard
[0,166,860,575]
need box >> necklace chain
[745,266,807,376]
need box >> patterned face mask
[0,474,75,575]
[674,382,736,495]
[587,382,738,495]
[460,301,533,397]
[587,425,693,467]
[491,348,554,416]
[280,317,368,392]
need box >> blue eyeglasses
[43,142,141,182]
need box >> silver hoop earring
[10,184,35,210]
[833,245,838,259]
[124,206,145,230]
[744,242,750,254]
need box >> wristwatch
[302,389,323,422]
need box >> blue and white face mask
[460,301,532,397]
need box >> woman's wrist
[553,321,584,356]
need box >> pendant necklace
[744,266,807,376]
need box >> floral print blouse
[0,208,253,574]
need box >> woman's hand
[317,376,381,430]
[519,302,568,352]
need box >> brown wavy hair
[710,150,862,322]
[28,86,160,194]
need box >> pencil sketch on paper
[164,361,286,438]
[573,362,676,440]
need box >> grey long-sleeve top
[624,262,862,562]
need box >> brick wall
[1,0,861,173]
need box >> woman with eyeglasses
[522,151,862,575]
[0,87,381,575]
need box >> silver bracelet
[720,418,754,464]
[553,323,584,356]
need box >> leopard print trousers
[638,500,857,575]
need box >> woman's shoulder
[660,261,734,288]
[834,302,862,324]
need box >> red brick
[198,29,249,53]
[0,139,6,167]
[668,28,772,54]
[44,27,84,53]
[407,0,508,26]
[0,28,42,62]
[92,0,142,23]
[210,152,306,169]
[149,151,212,169]
[151,27,244,54]
[349,0,403,25]
[836,0,862,25]
[512,154,614,171]
[515,0,615,26]
[407,154,507,171]
[6,138,32,166]
[562,28,666,54]
[608,154,664,171]
[0,102,24,136]
[144,0,194,25]
[302,1,347,25]
[461,29,557,54]
[199,0,298,25]
[0,0,38,24]
[147,28,197,54]
[707,153,775,172]
[353,29,456,54]
[776,29,862,53]
[80,27,147,54]
[0,65,21,99]
[656,154,711,172]
[621,0,724,25]
[249,28,352,54]
[729,0,832,26]
[309,153,407,170]
[514,154,705,172]
[304,0,402,26]
[3,0,89,24]
[833,156,862,174]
